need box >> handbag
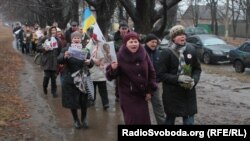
[84,75,95,107]
[84,75,94,100]
[71,69,95,102]
[34,53,42,65]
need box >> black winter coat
[157,43,202,116]
[57,47,94,109]
[36,36,62,71]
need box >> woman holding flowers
[157,25,202,125]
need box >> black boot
[43,87,47,95]
[81,117,88,129]
[71,109,81,129]
[52,93,58,98]
[43,76,49,95]
[51,75,57,98]
[103,104,110,110]
[74,119,81,129]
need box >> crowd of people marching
[12,20,201,129]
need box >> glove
[180,79,195,90]
[189,80,195,90]
[178,75,193,83]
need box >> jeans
[165,115,195,125]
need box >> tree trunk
[224,0,229,40]
[86,0,117,40]
[246,0,250,38]
[71,0,80,23]
[133,0,154,33]
[118,3,125,22]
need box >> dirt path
[19,56,65,141]
[196,71,250,124]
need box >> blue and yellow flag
[82,7,96,32]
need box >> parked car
[185,26,208,37]
[158,35,170,49]
[229,41,250,73]
[186,34,234,64]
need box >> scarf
[170,42,186,75]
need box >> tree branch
[119,0,139,23]
[152,0,181,24]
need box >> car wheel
[203,53,211,64]
[234,60,245,73]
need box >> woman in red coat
[106,32,157,124]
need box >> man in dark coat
[113,21,130,102]
[13,22,24,50]
[113,21,129,52]
[64,21,79,45]
[144,33,166,124]
[157,25,202,125]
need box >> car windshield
[202,37,226,46]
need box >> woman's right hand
[111,61,118,70]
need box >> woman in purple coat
[106,32,157,124]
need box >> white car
[159,35,169,49]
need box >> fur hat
[169,25,185,40]
[144,33,159,43]
[123,32,139,44]
[71,31,82,40]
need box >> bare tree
[190,0,200,27]
[231,0,242,39]
[207,0,219,35]
[0,0,79,29]
[119,0,180,37]
[218,0,230,39]
[240,0,250,38]
[225,0,230,39]
[246,0,250,38]
[117,1,127,22]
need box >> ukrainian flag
[82,7,96,32]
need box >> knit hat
[144,33,159,43]
[169,25,185,40]
[119,21,128,29]
[71,31,82,40]
[123,32,139,44]
[70,21,78,26]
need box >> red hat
[123,32,139,44]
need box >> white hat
[169,25,185,40]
